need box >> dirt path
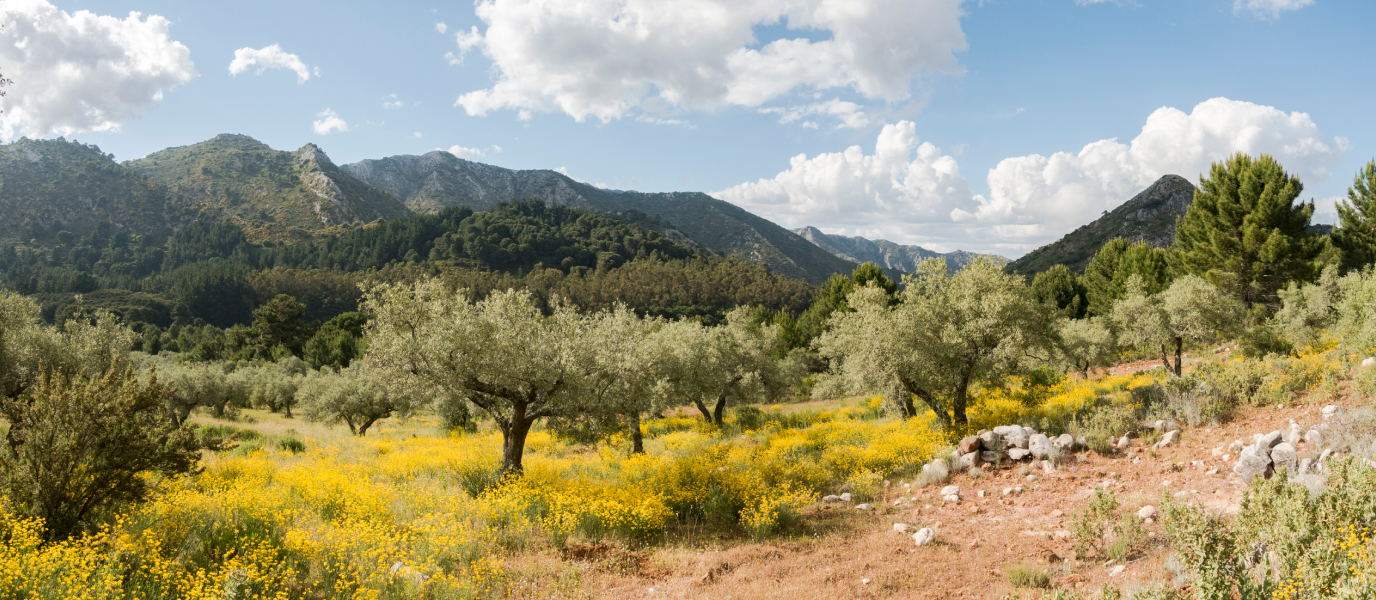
[519,396,1343,599]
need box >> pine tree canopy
[1335,160,1376,271]
[1173,153,1319,309]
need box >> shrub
[1071,488,1144,562]
[276,436,306,454]
[1240,324,1293,358]
[732,405,766,431]
[1004,564,1051,588]
[0,367,202,540]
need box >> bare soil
[511,356,1347,600]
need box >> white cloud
[413,132,423,138]
[759,99,873,129]
[716,98,1347,254]
[311,108,349,135]
[0,0,195,140]
[228,44,313,83]
[1234,0,1314,20]
[451,0,966,126]
[382,94,405,109]
[445,145,484,159]
[490,145,503,153]
[435,22,448,33]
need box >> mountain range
[0,134,1206,286]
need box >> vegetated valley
[7,137,1376,600]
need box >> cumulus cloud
[451,0,966,126]
[716,98,1347,254]
[435,22,448,33]
[1235,0,1314,20]
[382,94,405,109]
[445,145,484,159]
[311,109,348,135]
[0,0,195,140]
[962,98,1347,243]
[714,120,980,248]
[229,44,313,83]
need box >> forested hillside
[125,134,410,240]
[793,226,1003,276]
[0,137,198,242]
[344,151,857,283]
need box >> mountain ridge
[1004,174,1197,276]
[792,226,1004,275]
[342,151,857,284]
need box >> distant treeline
[0,200,817,333]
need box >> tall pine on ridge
[1334,160,1376,271]
[1173,153,1320,309]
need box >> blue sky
[0,0,1370,256]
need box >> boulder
[959,435,982,455]
[1152,420,1166,431]
[913,528,935,546]
[1363,357,1376,368]
[1305,429,1323,447]
[1154,430,1180,449]
[979,431,1006,454]
[1029,434,1053,459]
[1270,443,1298,473]
[855,504,873,511]
[1234,453,1272,481]
[996,425,1030,449]
[1322,405,1342,419]
[980,451,1000,464]
[893,523,913,533]
[1259,431,1284,449]
[940,485,960,497]
[1116,435,1132,448]
[1053,434,1076,451]
[1137,505,1157,520]
[1007,448,1031,461]
[1040,460,1057,473]
[822,495,841,503]
[1284,424,1302,446]
[958,452,979,471]
[1298,458,1313,475]
[840,493,853,502]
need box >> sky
[0,0,1371,258]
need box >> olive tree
[654,308,783,428]
[1058,317,1118,379]
[816,257,1056,429]
[298,363,407,436]
[364,281,590,473]
[554,305,665,453]
[1112,275,1243,376]
[0,292,135,402]
[1272,264,1342,350]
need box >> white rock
[1305,429,1323,447]
[1137,505,1157,520]
[893,523,913,533]
[1116,435,1132,448]
[840,493,853,502]
[1322,405,1342,419]
[913,528,935,546]
[1029,434,1053,459]
[1008,448,1032,461]
[855,503,873,511]
[1041,460,1057,473]
[1053,433,1076,451]
[1271,443,1298,473]
[1108,565,1126,577]
[862,578,871,585]
[1363,357,1376,368]
[822,495,841,503]
[1154,430,1180,449]
[940,485,960,497]
[943,494,960,503]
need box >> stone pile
[934,425,1081,474]
[1232,420,1334,482]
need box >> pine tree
[1173,153,1319,309]
[1083,238,1130,317]
[1029,264,1088,318]
[1334,160,1376,271]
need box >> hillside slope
[792,226,1004,275]
[0,138,197,242]
[343,152,856,284]
[1005,174,1196,276]
[126,134,410,240]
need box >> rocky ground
[509,362,1349,600]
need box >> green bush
[732,405,766,431]
[276,436,306,454]
[1240,325,1293,358]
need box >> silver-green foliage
[298,363,406,436]
[0,292,135,401]
[1273,264,1342,350]
[1112,274,1242,375]
[814,257,1055,428]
